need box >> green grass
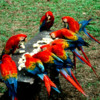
[0,0,100,44]
[0,0,100,99]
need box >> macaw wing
[51,53,63,63]
[40,20,46,32]
[65,53,74,66]
[37,61,45,72]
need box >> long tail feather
[37,74,60,95]
[73,50,99,78]
[71,71,83,89]
[43,75,51,95]
[59,69,87,97]
[72,49,84,63]
[83,28,100,44]
[66,67,83,89]
[44,75,60,93]
[87,32,100,44]
[79,47,90,63]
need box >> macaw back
[33,50,55,64]
[25,54,45,75]
[0,55,18,100]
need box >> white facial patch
[51,33,55,38]
[63,18,67,23]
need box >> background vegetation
[0,0,100,99]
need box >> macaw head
[16,34,27,42]
[45,11,54,22]
[40,44,51,51]
[50,30,63,39]
[62,16,74,28]
[16,34,27,48]
[24,54,32,59]
[1,54,12,62]
[62,16,68,23]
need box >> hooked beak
[62,19,67,28]
[25,38,28,42]
[47,16,51,23]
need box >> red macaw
[0,54,18,100]
[24,54,60,95]
[40,44,87,94]
[40,44,83,89]
[50,28,90,62]
[0,34,27,59]
[32,50,64,69]
[62,16,100,44]
[50,39,99,78]
[40,11,54,32]
[40,44,73,67]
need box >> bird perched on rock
[0,34,27,60]
[0,54,18,100]
[39,11,54,32]
[32,48,87,96]
[24,54,60,95]
[40,44,83,89]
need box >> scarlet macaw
[40,11,54,32]
[50,28,90,62]
[32,49,87,96]
[0,34,27,59]
[0,54,18,100]
[62,16,100,44]
[40,44,83,89]
[24,54,60,95]
[50,28,90,61]
[50,39,98,78]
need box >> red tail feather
[44,75,51,95]
[60,71,87,97]
[73,51,99,78]
[79,47,90,63]
[71,71,83,89]
[45,75,56,88]
[14,97,18,100]
[87,32,100,44]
